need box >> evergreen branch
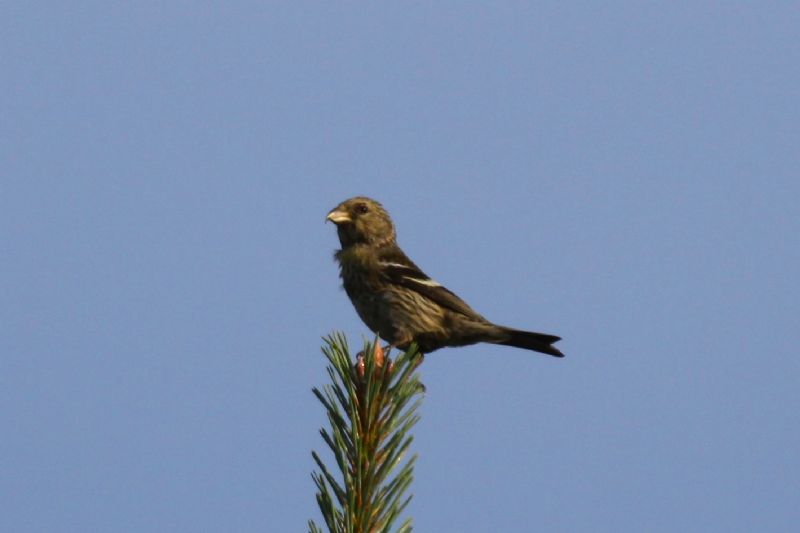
[310,334,424,533]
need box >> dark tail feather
[496,328,564,357]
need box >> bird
[325,196,563,358]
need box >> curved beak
[326,209,351,225]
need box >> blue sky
[2,3,798,532]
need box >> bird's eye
[355,203,369,214]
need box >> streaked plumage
[326,197,563,357]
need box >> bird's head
[326,196,396,248]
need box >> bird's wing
[378,248,486,321]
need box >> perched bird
[326,197,563,358]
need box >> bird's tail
[495,327,564,357]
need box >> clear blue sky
[2,3,798,532]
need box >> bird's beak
[326,209,352,225]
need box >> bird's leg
[389,342,426,392]
[385,339,427,373]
